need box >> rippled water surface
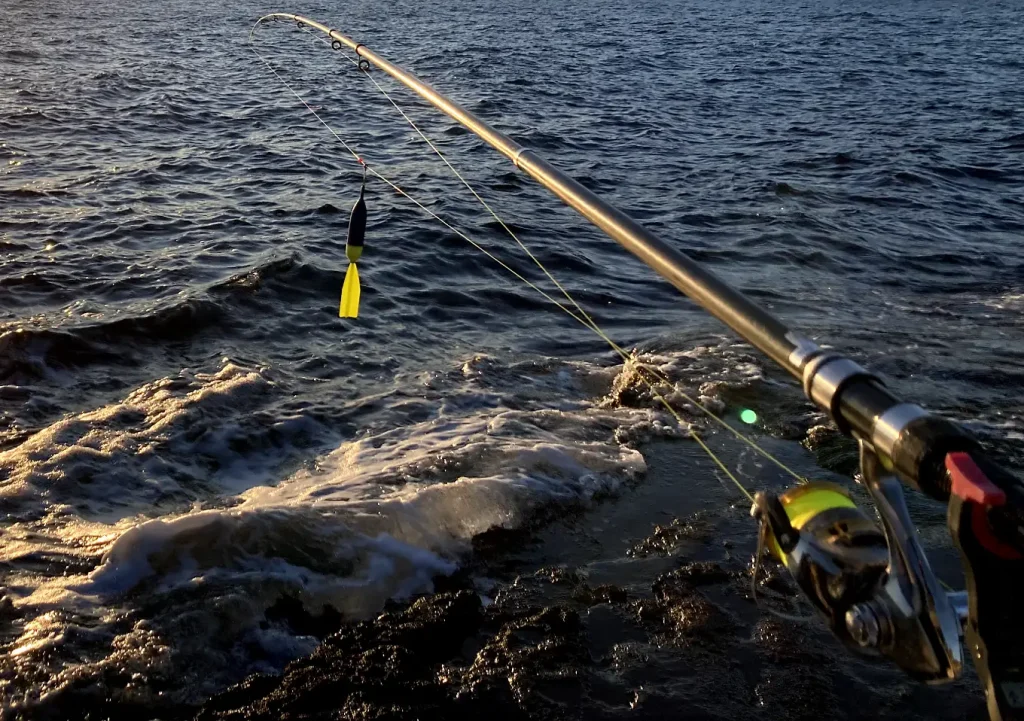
[2,0,1023,713]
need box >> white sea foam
[0,362,278,525]
[80,404,650,604]
[981,292,1024,312]
[0,351,676,709]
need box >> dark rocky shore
[18,439,987,721]
[196,570,982,721]
[191,441,985,721]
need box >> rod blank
[255,12,804,377]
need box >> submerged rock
[262,595,344,639]
[197,591,486,721]
[627,513,713,557]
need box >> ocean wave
[0,186,72,199]
[0,240,31,254]
[926,163,1015,184]
[0,327,118,383]
[981,291,1024,312]
[1001,132,1024,150]
[0,298,226,382]
[1,48,42,61]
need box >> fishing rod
[253,14,1024,719]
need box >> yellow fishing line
[778,484,855,529]
[248,44,593,325]
[319,33,805,488]
[253,24,807,502]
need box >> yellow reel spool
[765,481,858,561]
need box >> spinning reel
[753,348,1024,720]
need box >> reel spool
[754,481,890,646]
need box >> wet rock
[660,590,731,637]
[534,565,586,586]
[667,561,733,586]
[754,667,841,721]
[0,593,15,623]
[453,605,586,717]
[803,424,859,475]
[573,584,628,605]
[752,617,833,667]
[196,588,593,721]
[198,674,279,717]
[262,595,343,639]
[196,554,987,721]
[634,564,738,641]
[628,514,713,557]
[197,591,485,721]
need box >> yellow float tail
[339,262,360,318]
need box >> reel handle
[946,452,1024,721]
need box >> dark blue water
[2,0,1023,713]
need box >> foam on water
[0,363,276,519]
[982,291,1024,313]
[0,349,691,710]
[80,402,651,601]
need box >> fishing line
[258,17,821,626]
[250,21,815,502]
[248,41,596,326]
[253,24,761,502]
[293,25,805,493]
[267,30,752,503]
[245,23,1024,713]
